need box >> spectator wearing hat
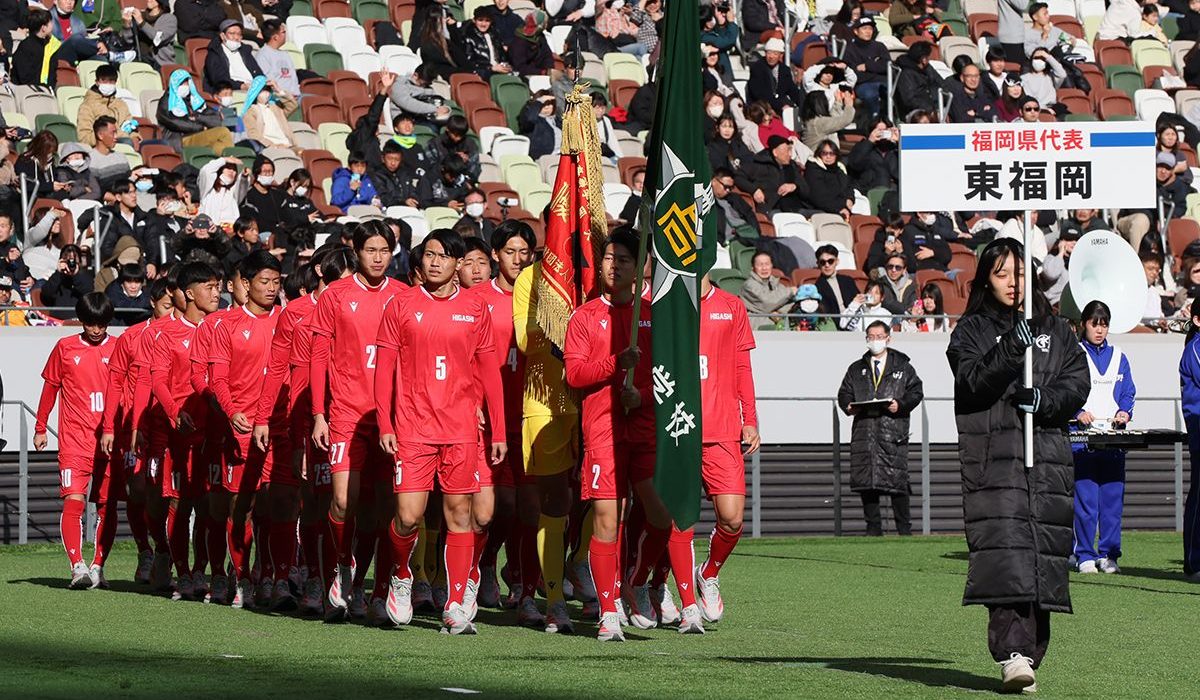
[461,5,512,79]
[331,152,381,213]
[510,10,554,76]
[175,213,229,266]
[894,41,944,118]
[843,17,889,118]
[242,77,301,153]
[792,283,837,331]
[700,2,740,80]
[741,0,786,50]
[54,143,102,202]
[98,242,147,303]
[750,134,807,214]
[947,56,995,123]
[203,19,263,93]
[176,0,226,43]
[993,73,1028,122]
[815,244,862,323]
[747,37,802,114]
[158,69,234,153]
[0,274,31,325]
[77,65,140,148]
[491,0,524,47]
[739,250,794,318]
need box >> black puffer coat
[946,308,1089,613]
[837,348,924,494]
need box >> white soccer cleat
[272,580,297,611]
[695,566,724,622]
[325,565,352,622]
[477,566,500,608]
[412,579,436,611]
[433,584,448,610]
[616,598,629,627]
[209,575,229,605]
[231,578,254,610]
[463,577,480,621]
[544,600,574,634]
[1077,560,1098,574]
[652,584,681,625]
[999,652,1036,694]
[172,574,194,601]
[596,611,625,642]
[192,573,209,601]
[517,596,546,628]
[69,562,92,590]
[678,604,706,634]
[1097,557,1120,574]
[626,583,656,629]
[135,550,154,584]
[149,552,173,591]
[386,576,414,626]
[88,564,109,590]
[300,578,324,615]
[349,585,368,619]
[571,561,598,603]
[440,602,478,635]
[256,578,275,607]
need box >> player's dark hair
[286,264,317,300]
[348,151,367,166]
[118,263,145,284]
[463,235,491,258]
[109,180,134,196]
[77,291,114,326]
[490,219,536,253]
[353,219,396,251]
[261,18,283,42]
[177,261,220,290]
[425,228,466,259]
[606,226,640,259]
[908,41,933,61]
[865,319,890,336]
[1080,299,1112,332]
[1028,1,1048,15]
[148,277,172,301]
[239,249,283,280]
[320,245,357,284]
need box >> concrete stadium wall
[0,326,1190,450]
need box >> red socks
[61,498,85,567]
[628,524,670,587]
[270,520,298,582]
[125,499,150,554]
[668,526,697,608]
[444,531,474,607]
[226,516,253,580]
[92,500,119,567]
[328,513,355,567]
[387,521,419,579]
[650,550,671,588]
[469,529,488,583]
[352,528,378,587]
[518,523,541,600]
[702,525,742,580]
[167,502,190,577]
[588,537,619,615]
[206,516,227,579]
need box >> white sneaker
[477,566,500,608]
[256,578,275,607]
[463,577,480,621]
[412,580,436,611]
[231,578,254,610]
[325,565,351,622]
[517,596,545,628]
[678,604,706,634]
[209,575,229,605]
[616,598,629,627]
[69,562,92,590]
[88,564,109,590]
[349,585,368,619]
[272,580,297,611]
[544,600,574,634]
[172,574,194,601]
[1097,557,1120,574]
[1077,560,1098,574]
[433,584,448,609]
[386,576,414,626]
[441,602,478,635]
[301,578,324,615]
[572,561,598,603]
[596,611,625,641]
[695,565,724,622]
[150,552,172,591]
[369,596,390,627]
[626,583,656,629]
[999,652,1036,694]
[135,550,154,584]
[652,584,681,625]
[192,573,209,601]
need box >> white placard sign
[898,121,1157,212]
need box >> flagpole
[624,203,653,394]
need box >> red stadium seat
[468,105,507,132]
[302,149,342,188]
[300,77,336,100]
[618,156,647,189]
[1050,15,1084,39]
[316,0,352,19]
[56,61,79,88]
[302,98,342,126]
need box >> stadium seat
[141,143,182,171]
[850,215,882,244]
[1171,40,1194,72]
[1095,41,1133,68]
[772,213,816,244]
[379,45,420,76]
[221,146,258,161]
[1132,39,1173,71]
[291,123,322,151]
[56,60,80,88]
[425,206,460,230]
[282,42,307,70]
[303,98,342,126]
[519,184,552,217]
[1106,64,1142,99]
[1169,218,1200,259]
[1057,87,1091,116]
[811,213,854,248]
[468,105,507,132]
[603,53,646,85]
[617,156,646,189]
[490,134,530,159]
[56,86,86,124]
[316,0,352,19]
[1094,89,1135,119]
[76,59,105,89]
[303,44,345,76]
[938,36,980,67]
[454,83,492,110]
[35,114,76,144]
[603,183,631,217]
[492,79,530,132]
[345,50,383,81]
[608,79,638,110]
[352,0,389,23]
[184,145,217,168]
[1177,88,1200,115]
[302,149,342,187]
[503,162,542,191]
[709,268,747,295]
[1135,89,1175,122]
[1049,15,1083,39]
[1143,64,1179,88]
[478,126,513,156]
[300,77,336,100]
[264,148,303,180]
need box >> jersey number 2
[590,464,601,490]
[365,345,377,369]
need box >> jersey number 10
[90,391,104,413]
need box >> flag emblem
[656,202,698,266]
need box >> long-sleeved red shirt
[101,318,151,434]
[255,293,316,425]
[700,286,759,443]
[37,334,116,457]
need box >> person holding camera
[120,0,176,68]
[701,2,739,79]
[42,244,95,317]
[847,117,899,193]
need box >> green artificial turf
[2,533,1198,699]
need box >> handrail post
[1176,399,1185,533]
[832,401,842,537]
[19,407,29,545]
[751,450,761,538]
[921,401,931,536]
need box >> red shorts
[328,420,387,482]
[701,442,746,497]
[161,431,205,500]
[59,451,101,499]
[224,431,267,494]
[259,424,297,487]
[477,430,520,488]
[394,442,479,495]
[581,442,655,501]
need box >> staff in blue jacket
[1072,300,1135,574]
[1179,298,1200,581]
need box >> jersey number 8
[699,355,709,381]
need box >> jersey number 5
[435,355,447,381]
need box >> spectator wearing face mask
[158,69,234,153]
[76,65,140,148]
[901,211,953,273]
[241,156,286,236]
[203,19,263,93]
[53,143,102,202]
[331,152,381,213]
[1021,48,1065,115]
[241,76,301,153]
[455,188,494,240]
[279,169,320,235]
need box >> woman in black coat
[804,140,855,218]
[945,238,1089,693]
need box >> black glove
[1011,387,1041,414]
[1004,317,1034,351]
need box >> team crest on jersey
[487,304,494,313]
[349,301,359,312]
[600,319,608,329]
[242,329,251,340]
[72,355,80,365]
[415,312,424,323]
[182,339,190,349]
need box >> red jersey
[563,295,654,448]
[310,275,404,425]
[255,294,316,424]
[190,307,235,401]
[38,334,116,457]
[473,280,523,430]
[150,315,205,423]
[699,287,758,443]
[130,314,176,429]
[101,318,151,433]
[212,305,282,421]
[288,302,318,435]
[376,285,500,443]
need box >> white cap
[763,37,787,54]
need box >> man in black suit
[814,243,862,327]
[746,37,802,114]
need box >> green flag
[644,0,717,529]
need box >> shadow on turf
[720,655,998,692]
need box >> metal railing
[1,399,59,545]
[0,306,153,326]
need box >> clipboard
[849,398,893,411]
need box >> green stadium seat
[303,44,344,76]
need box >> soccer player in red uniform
[150,262,222,600]
[310,221,404,622]
[564,228,705,640]
[458,237,492,289]
[375,229,507,635]
[469,222,535,615]
[693,274,759,622]
[34,293,117,588]
[99,280,175,584]
[210,251,284,609]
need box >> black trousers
[860,490,911,536]
[987,603,1051,667]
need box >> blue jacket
[330,167,378,212]
[1074,340,1136,454]
[1181,334,1200,420]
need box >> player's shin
[668,526,697,608]
[92,499,120,567]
